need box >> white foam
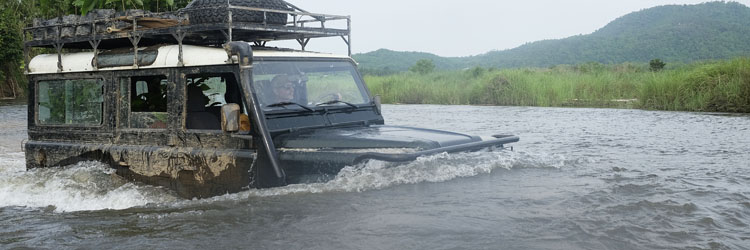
[0,147,578,211]
[187,149,560,205]
[0,161,178,212]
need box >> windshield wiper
[266,102,314,112]
[316,100,358,109]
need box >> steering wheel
[313,93,341,104]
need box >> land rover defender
[23,1,519,198]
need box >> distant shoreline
[365,57,750,113]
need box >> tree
[649,58,666,72]
[0,0,27,98]
[410,59,435,75]
[72,0,177,15]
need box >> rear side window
[119,75,169,129]
[131,76,168,112]
[185,73,241,130]
[37,79,103,125]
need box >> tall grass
[639,58,750,112]
[364,58,750,113]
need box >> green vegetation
[0,0,30,99]
[354,2,750,73]
[365,58,750,113]
[0,0,191,99]
[409,59,435,75]
[649,59,666,72]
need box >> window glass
[186,74,229,107]
[38,79,103,125]
[252,60,369,110]
[185,73,239,130]
[306,71,365,104]
[129,76,168,129]
[131,76,167,112]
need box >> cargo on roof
[23,1,353,72]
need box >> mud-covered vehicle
[23,1,518,198]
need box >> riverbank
[364,57,750,113]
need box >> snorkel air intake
[225,41,287,188]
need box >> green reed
[364,58,750,113]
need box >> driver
[271,75,295,103]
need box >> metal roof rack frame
[23,3,351,73]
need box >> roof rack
[23,4,351,72]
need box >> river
[1,103,749,249]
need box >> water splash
[0,159,178,212]
[192,149,574,204]
[1,145,578,212]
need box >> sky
[268,0,750,57]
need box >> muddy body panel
[25,131,256,198]
[25,63,262,198]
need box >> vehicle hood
[273,125,481,150]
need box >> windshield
[252,60,370,110]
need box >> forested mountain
[353,2,750,72]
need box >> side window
[185,73,238,130]
[131,76,167,112]
[37,79,103,125]
[119,75,168,129]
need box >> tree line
[0,0,191,99]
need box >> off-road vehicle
[23,1,519,198]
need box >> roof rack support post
[23,31,29,74]
[54,24,64,72]
[88,22,101,70]
[128,32,142,68]
[88,39,101,70]
[347,17,351,56]
[296,38,310,51]
[128,17,142,68]
[228,14,233,43]
[220,30,230,42]
[227,1,233,43]
[171,30,187,67]
[54,42,65,72]
[341,36,350,57]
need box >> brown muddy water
[1,103,749,249]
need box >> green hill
[353,1,750,72]
[354,49,463,75]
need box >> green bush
[649,59,666,72]
[409,59,435,75]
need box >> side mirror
[373,95,382,115]
[221,103,240,132]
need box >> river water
[1,103,749,249]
